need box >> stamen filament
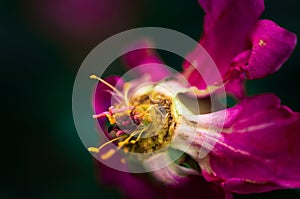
[123,82,131,106]
[138,104,157,118]
[88,136,125,153]
[116,130,124,137]
[90,74,124,99]
[130,129,146,144]
[93,111,109,119]
[118,130,141,148]
[104,90,122,103]
[109,106,134,114]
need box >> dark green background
[2,0,299,198]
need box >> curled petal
[223,51,250,99]
[204,94,300,193]
[243,20,297,79]
[184,0,264,89]
[173,94,300,193]
[199,0,264,71]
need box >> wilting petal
[183,0,264,89]
[123,40,172,82]
[243,20,297,79]
[204,94,300,193]
[223,50,250,99]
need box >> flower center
[125,91,174,152]
[88,75,176,160]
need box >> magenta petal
[199,0,263,74]
[222,178,282,194]
[224,73,246,100]
[243,20,297,79]
[96,162,232,199]
[183,0,264,89]
[221,50,249,99]
[144,153,232,199]
[163,175,233,199]
[205,94,300,193]
[123,40,172,82]
[95,163,159,199]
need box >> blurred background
[1,0,299,198]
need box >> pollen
[88,75,176,161]
[101,149,116,160]
[88,147,100,153]
[120,158,126,164]
[259,39,266,46]
[106,113,116,124]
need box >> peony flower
[87,0,299,198]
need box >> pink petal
[143,153,232,199]
[224,73,246,100]
[183,0,264,89]
[95,161,232,199]
[222,178,282,194]
[199,0,264,72]
[204,94,300,193]
[223,50,250,99]
[163,175,233,199]
[95,163,159,199]
[122,40,172,82]
[243,20,297,79]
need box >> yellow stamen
[123,82,131,106]
[106,113,116,124]
[186,84,226,96]
[123,148,129,153]
[138,104,156,118]
[259,39,266,46]
[88,136,125,153]
[87,147,100,153]
[101,149,116,160]
[130,129,146,144]
[118,130,141,148]
[90,74,124,99]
